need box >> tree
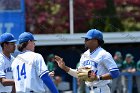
[26,0,69,34]
[115,0,140,31]
[25,0,140,34]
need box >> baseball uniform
[0,33,17,93]
[11,50,51,93]
[79,47,119,93]
[0,53,14,92]
[11,32,58,93]
[55,29,120,93]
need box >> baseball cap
[18,32,36,44]
[115,51,122,57]
[82,29,103,41]
[48,54,55,59]
[0,33,17,43]
[126,53,134,59]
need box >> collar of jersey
[20,50,32,54]
[90,46,101,55]
[1,52,12,61]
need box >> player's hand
[54,55,66,69]
[88,71,98,81]
[127,68,136,73]
[49,71,55,77]
[77,67,93,82]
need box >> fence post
[73,77,77,93]
[127,74,133,93]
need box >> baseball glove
[77,67,93,82]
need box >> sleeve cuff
[39,70,49,78]
[0,75,5,78]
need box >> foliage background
[25,0,140,34]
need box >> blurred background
[0,0,140,93]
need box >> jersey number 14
[17,63,27,81]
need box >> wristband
[99,76,103,80]
[68,68,78,78]
[97,75,103,80]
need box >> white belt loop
[91,87,94,90]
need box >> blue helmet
[82,29,104,41]
[0,33,17,44]
[18,32,36,44]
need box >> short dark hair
[17,42,28,52]
[98,40,104,46]
[1,42,9,49]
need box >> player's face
[85,38,98,49]
[5,42,16,53]
[125,57,132,63]
[27,40,35,51]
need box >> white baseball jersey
[79,47,118,87]
[11,50,49,93]
[0,53,14,92]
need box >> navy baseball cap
[0,33,17,43]
[82,29,103,41]
[18,32,36,44]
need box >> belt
[89,84,110,90]
[30,91,34,93]
[88,86,97,90]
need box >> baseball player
[11,32,59,93]
[0,33,17,93]
[55,29,120,93]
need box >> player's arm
[95,70,120,81]
[101,53,120,80]
[0,62,15,86]
[0,78,15,86]
[55,55,78,78]
[0,78,15,93]
[39,72,59,93]
[0,61,16,93]
[35,54,59,93]
[89,68,120,81]
[89,53,120,81]
[91,69,120,80]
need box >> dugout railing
[72,72,140,93]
